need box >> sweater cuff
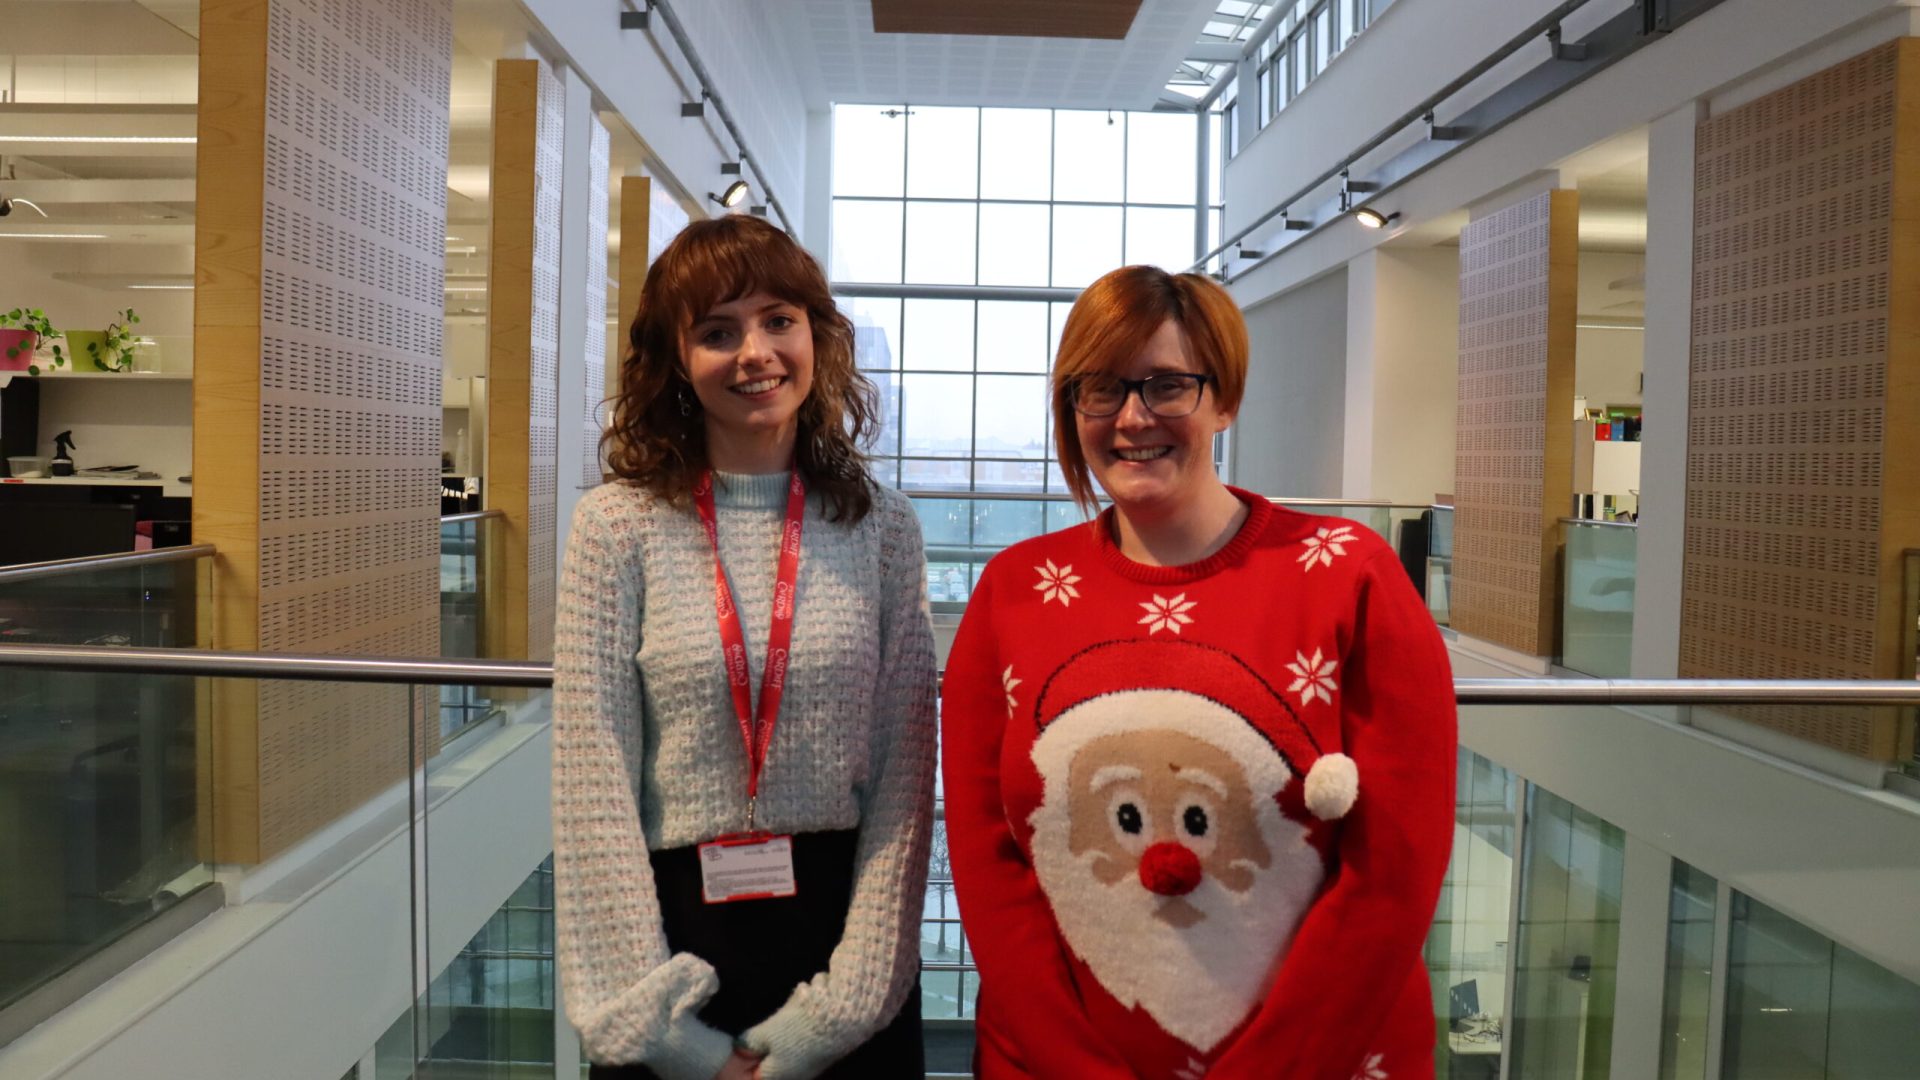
[739,995,851,1080]
[646,1014,737,1080]
[574,953,735,1080]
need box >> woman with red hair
[943,265,1455,1079]
[553,215,935,1080]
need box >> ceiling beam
[0,179,197,202]
[1187,42,1242,63]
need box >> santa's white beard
[1031,807,1324,1055]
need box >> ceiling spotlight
[709,180,749,209]
[1353,207,1400,230]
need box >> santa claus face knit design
[942,488,1457,1080]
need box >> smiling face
[1075,318,1233,520]
[681,291,815,454]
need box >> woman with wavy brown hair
[552,214,936,1080]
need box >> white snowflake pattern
[1351,1052,1389,1080]
[1033,559,1083,607]
[1297,525,1359,571]
[1175,1058,1209,1080]
[1138,593,1198,635]
[1002,665,1022,718]
[1285,647,1339,706]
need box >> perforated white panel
[527,60,564,660]
[583,119,610,489]
[256,0,451,854]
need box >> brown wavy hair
[1053,265,1249,514]
[603,215,880,523]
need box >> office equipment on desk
[1448,979,1480,1032]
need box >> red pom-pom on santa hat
[1032,639,1359,821]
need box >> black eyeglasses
[1070,373,1215,418]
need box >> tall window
[830,105,1206,496]
[1253,0,1374,131]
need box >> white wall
[517,0,809,238]
[1342,245,1458,503]
[1224,0,1635,234]
[34,380,192,498]
[1574,327,1643,409]
[1233,269,1347,497]
[1227,0,1920,311]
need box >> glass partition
[1723,891,1920,1076]
[1657,861,1717,1080]
[0,666,210,1012]
[441,513,505,742]
[1903,549,1917,781]
[914,495,1092,612]
[0,552,216,1011]
[1561,521,1637,678]
[0,549,211,650]
[1429,506,1454,627]
[1427,748,1518,1079]
[1508,783,1625,1080]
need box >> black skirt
[588,829,924,1080]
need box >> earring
[677,386,693,417]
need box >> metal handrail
[900,492,1419,509]
[1561,516,1638,530]
[0,645,551,687]
[2,644,1918,704]
[440,509,506,526]
[904,490,1080,504]
[0,543,215,585]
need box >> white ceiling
[776,0,1223,111]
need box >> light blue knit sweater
[551,473,936,1080]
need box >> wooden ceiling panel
[870,0,1144,40]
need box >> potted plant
[0,308,67,374]
[69,308,141,372]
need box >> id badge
[697,834,798,903]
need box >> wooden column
[1683,40,1920,761]
[194,0,451,861]
[485,59,564,662]
[609,173,653,468]
[1452,190,1579,657]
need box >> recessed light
[0,232,108,239]
[130,284,194,290]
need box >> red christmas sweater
[941,488,1455,1080]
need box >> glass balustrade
[1561,520,1637,679]
[0,549,215,1015]
[5,643,1919,1074]
[1429,504,1454,628]
[441,511,507,743]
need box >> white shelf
[1,475,168,487]
[0,370,192,387]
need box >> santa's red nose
[1138,842,1203,896]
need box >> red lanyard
[692,469,806,830]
